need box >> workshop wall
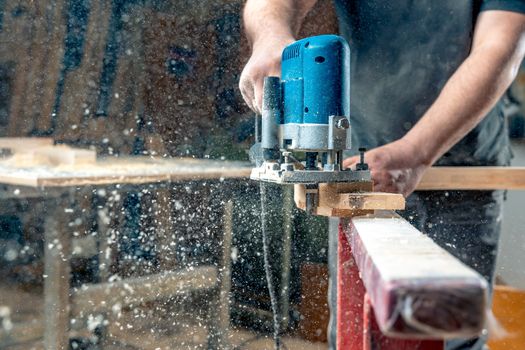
[0,0,337,157]
[0,0,340,343]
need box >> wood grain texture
[418,167,525,190]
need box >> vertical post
[327,217,339,350]
[97,207,111,282]
[154,188,177,270]
[208,199,233,349]
[363,294,373,350]
[95,190,118,347]
[44,192,73,350]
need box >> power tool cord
[260,182,282,350]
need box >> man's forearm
[243,0,317,49]
[403,11,525,166]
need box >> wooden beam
[343,211,488,338]
[71,266,218,316]
[43,195,72,350]
[418,166,525,190]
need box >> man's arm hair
[403,10,525,166]
[243,0,318,49]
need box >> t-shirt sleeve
[481,0,525,13]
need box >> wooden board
[0,137,53,150]
[71,266,218,316]
[294,182,405,217]
[488,285,525,350]
[0,151,523,190]
[418,167,525,190]
[344,211,488,338]
[1,142,96,167]
[0,157,251,187]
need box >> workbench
[0,156,251,349]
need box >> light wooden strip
[418,167,525,190]
[346,211,487,338]
[0,158,252,187]
[0,160,522,190]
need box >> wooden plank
[294,182,405,217]
[0,137,53,150]
[418,166,525,190]
[71,266,218,316]
[0,157,251,187]
[0,162,521,190]
[294,182,373,217]
[336,192,405,210]
[344,211,488,339]
[488,285,525,350]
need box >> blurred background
[0,0,524,349]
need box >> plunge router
[251,35,371,213]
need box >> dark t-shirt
[333,0,525,165]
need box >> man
[239,1,525,349]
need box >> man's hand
[400,11,525,169]
[351,11,525,198]
[343,139,429,197]
[240,0,318,112]
[239,36,295,114]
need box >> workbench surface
[0,157,252,187]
